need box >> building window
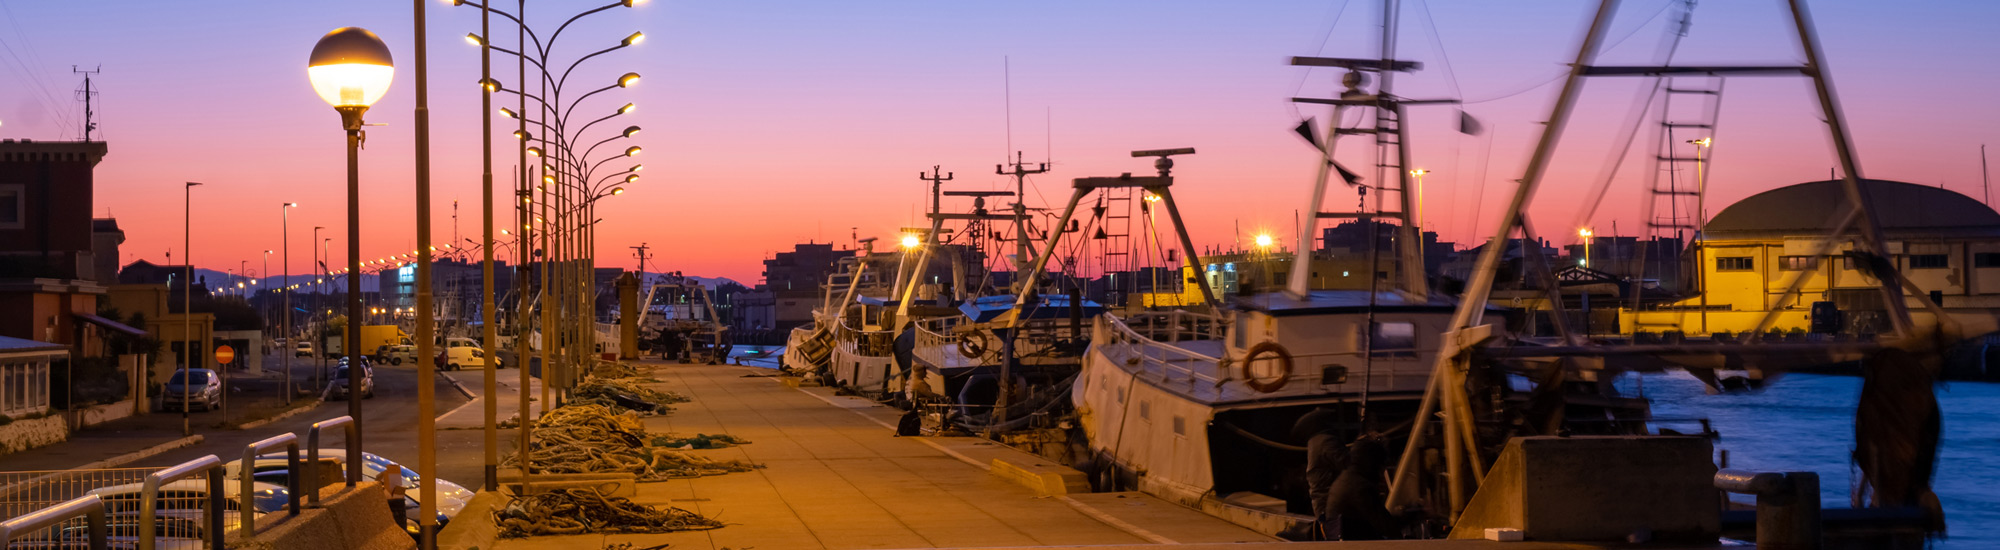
[0,185,23,230]
[1975,253,2000,268]
[1716,257,1754,271]
[1779,256,1817,271]
[1909,254,1949,269]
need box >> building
[0,140,143,359]
[739,243,857,333]
[1623,179,2000,336]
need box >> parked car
[225,450,471,522]
[162,369,222,412]
[435,346,488,371]
[330,358,375,400]
[294,342,315,357]
[443,337,479,349]
[386,344,419,365]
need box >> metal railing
[1099,313,1227,392]
[1121,309,1227,344]
[137,455,225,550]
[0,494,106,550]
[237,433,301,535]
[0,467,154,525]
[306,416,358,507]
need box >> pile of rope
[649,433,751,450]
[496,487,723,538]
[590,361,642,379]
[504,404,762,481]
[570,377,689,415]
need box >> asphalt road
[133,358,500,492]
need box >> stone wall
[74,397,136,428]
[0,414,69,456]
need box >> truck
[356,325,411,359]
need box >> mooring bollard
[1715,469,1821,550]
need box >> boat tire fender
[958,331,990,359]
[1242,341,1293,393]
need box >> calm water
[1626,371,1999,547]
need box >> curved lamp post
[308,26,392,488]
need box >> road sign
[215,345,236,365]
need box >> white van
[437,346,489,371]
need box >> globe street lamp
[308,26,392,488]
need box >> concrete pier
[493,359,1275,549]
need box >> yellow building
[1624,179,2000,336]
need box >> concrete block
[437,490,507,550]
[234,481,414,550]
[988,456,1091,497]
[1450,436,1719,543]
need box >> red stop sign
[214,345,236,365]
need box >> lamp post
[475,0,502,493]
[410,0,443,544]
[309,26,394,488]
[282,203,296,405]
[182,181,202,437]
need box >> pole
[338,104,367,487]
[1787,0,1912,336]
[283,206,291,405]
[479,0,500,493]
[413,0,439,545]
[182,182,200,437]
[514,0,533,493]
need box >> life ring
[958,331,991,359]
[1241,341,1293,393]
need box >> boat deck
[492,360,1275,549]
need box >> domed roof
[1705,179,2000,239]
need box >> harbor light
[611,187,626,195]
[623,31,645,46]
[625,146,642,157]
[619,73,641,87]
[901,235,921,249]
[1254,234,1273,248]
[307,28,394,111]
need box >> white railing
[913,317,992,370]
[1098,313,1227,392]
[1120,310,1227,344]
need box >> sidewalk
[495,359,1272,550]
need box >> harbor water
[1630,371,1996,548]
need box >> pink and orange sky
[1,0,1996,284]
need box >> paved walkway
[497,360,1273,549]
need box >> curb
[443,374,476,399]
[76,434,204,470]
[238,399,325,431]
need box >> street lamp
[309,26,392,488]
[181,181,202,437]
[1578,227,1593,267]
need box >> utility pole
[996,151,1048,283]
[73,66,99,141]
[630,243,652,284]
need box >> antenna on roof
[72,65,100,141]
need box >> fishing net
[503,404,762,481]
[495,487,724,538]
[571,377,689,415]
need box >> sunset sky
[1,0,1995,284]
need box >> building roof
[0,335,67,355]
[1706,179,2000,239]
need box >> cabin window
[1715,257,1753,271]
[1138,400,1150,420]
[1976,253,2000,268]
[1369,322,1417,357]
[1909,254,1949,269]
[1172,416,1186,435]
[1778,256,1817,271]
[1321,365,1349,385]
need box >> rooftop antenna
[72,65,100,141]
[1982,144,1991,207]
